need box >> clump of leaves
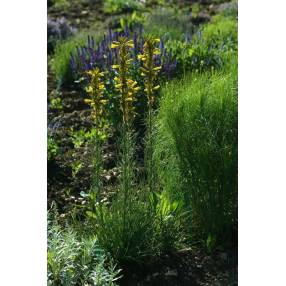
[48,135,59,162]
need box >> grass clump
[52,36,85,88]
[155,61,237,251]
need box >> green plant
[150,190,188,252]
[160,12,237,76]
[52,30,105,88]
[118,11,145,31]
[138,37,161,193]
[103,0,144,14]
[47,209,121,286]
[48,135,59,162]
[155,61,237,250]
[53,0,70,10]
[197,14,237,49]
[49,90,63,111]
[83,68,109,212]
[84,37,185,263]
[144,8,194,41]
[52,37,84,88]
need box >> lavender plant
[70,26,177,88]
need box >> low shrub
[155,60,237,250]
[47,209,121,286]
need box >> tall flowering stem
[111,37,139,236]
[84,68,107,210]
[111,37,140,127]
[138,38,162,194]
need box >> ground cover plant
[48,1,238,285]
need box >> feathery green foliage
[155,60,237,250]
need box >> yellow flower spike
[110,36,139,125]
[138,37,162,110]
[84,67,107,126]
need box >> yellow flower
[111,42,120,49]
[86,86,93,93]
[84,99,93,104]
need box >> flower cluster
[84,67,107,126]
[111,37,140,125]
[70,26,177,80]
[138,38,162,108]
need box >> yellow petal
[84,99,93,104]
[85,86,93,93]
[111,42,119,49]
